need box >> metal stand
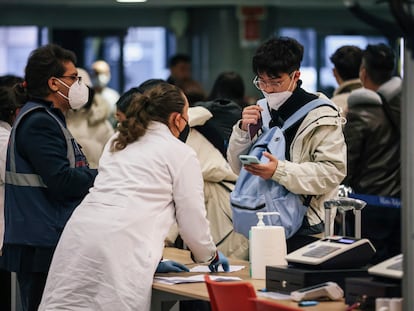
[324,197,366,238]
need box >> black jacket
[343,77,402,197]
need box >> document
[154,274,242,285]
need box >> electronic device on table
[285,235,375,269]
[290,281,344,301]
[368,254,403,280]
[266,197,374,293]
[286,198,375,269]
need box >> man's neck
[363,79,380,92]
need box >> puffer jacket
[343,77,402,197]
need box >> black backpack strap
[377,92,400,136]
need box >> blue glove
[156,260,190,273]
[208,251,230,272]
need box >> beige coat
[228,100,346,231]
[66,93,114,168]
[331,78,362,117]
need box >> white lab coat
[0,120,12,252]
[39,121,217,311]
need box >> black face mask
[178,123,190,143]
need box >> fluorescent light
[116,0,147,2]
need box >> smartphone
[239,155,261,165]
[248,118,263,141]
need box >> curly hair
[111,83,186,152]
[115,79,167,115]
[24,44,77,99]
[252,36,304,77]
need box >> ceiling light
[116,0,147,3]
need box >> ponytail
[111,83,186,152]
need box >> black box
[266,265,369,294]
[345,277,401,310]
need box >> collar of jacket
[26,98,67,125]
[377,76,402,103]
[348,88,382,108]
[348,76,402,108]
[333,78,362,96]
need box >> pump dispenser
[249,211,287,279]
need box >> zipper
[231,202,266,210]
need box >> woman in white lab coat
[38,83,229,311]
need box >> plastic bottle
[249,211,288,279]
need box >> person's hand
[156,260,190,273]
[208,251,230,272]
[240,105,263,131]
[243,151,278,180]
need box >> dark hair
[116,87,141,114]
[253,36,304,77]
[0,86,25,125]
[116,79,167,114]
[176,79,206,106]
[0,75,24,88]
[208,71,246,107]
[111,83,186,151]
[330,45,363,81]
[362,43,395,85]
[168,53,191,68]
[21,44,77,99]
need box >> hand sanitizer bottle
[249,211,288,279]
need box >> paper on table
[257,291,291,300]
[189,265,245,273]
[154,274,242,285]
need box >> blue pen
[298,300,319,307]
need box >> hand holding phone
[239,155,261,165]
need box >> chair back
[248,297,302,311]
[204,274,257,311]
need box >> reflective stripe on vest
[5,104,75,187]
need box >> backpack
[230,97,336,239]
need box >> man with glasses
[227,36,347,251]
[1,44,97,311]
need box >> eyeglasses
[59,75,82,84]
[253,72,294,91]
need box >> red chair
[204,274,257,311]
[248,297,302,311]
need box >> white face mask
[262,90,293,111]
[56,78,89,110]
[262,71,296,111]
[93,74,110,88]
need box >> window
[321,35,387,94]
[0,26,45,78]
[123,27,169,91]
[84,27,169,93]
